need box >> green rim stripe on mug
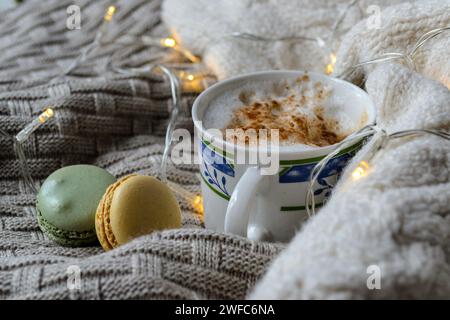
[203,135,365,170]
[279,139,364,166]
[281,203,324,212]
[200,173,231,201]
[202,139,234,162]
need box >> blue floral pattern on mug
[203,164,230,197]
[279,153,353,184]
[200,140,234,199]
[201,141,235,177]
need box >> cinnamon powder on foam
[222,75,347,147]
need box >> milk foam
[203,76,359,148]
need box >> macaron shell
[109,175,181,246]
[95,185,115,251]
[95,175,137,251]
[37,208,98,247]
[37,165,116,232]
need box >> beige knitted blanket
[0,0,283,299]
[1,0,450,300]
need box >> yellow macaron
[95,174,181,251]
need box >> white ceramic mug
[192,70,376,242]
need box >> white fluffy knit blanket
[163,0,450,298]
[163,0,407,79]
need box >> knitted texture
[162,0,405,80]
[2,0,450,300]
[251,2,450,299]
[334,0,450,87]
[0,0,284,299]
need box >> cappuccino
[193,70,376,242]
[203,73,357,148]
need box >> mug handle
[224,166,271,241]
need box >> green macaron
[36,165,116,246]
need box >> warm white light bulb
[38,108,54,123]
[325,53,337,75]
[16,107,55,143]
[192,195,204,214]
[352,161,370,180]
[161,37,176,48]
[104,6,116,22]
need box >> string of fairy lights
[4,5,208,213]
[304,26,450,215]
[231,0,362,76]
[305,125,450,216]
[336,26,450,82]
[5,2,450,218]
[0,108,54,194]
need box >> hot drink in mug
[192,71,376,242]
